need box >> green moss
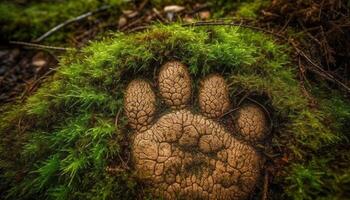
[281,88,350,200]
[207,0,269,18]
[285,152,350,200]
[0,0,125,42]
[236,0,269,19]
[0,0,269,42]
[0,24,349,199]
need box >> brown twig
[126,25,150,33]
[117,152,130,170]
[277,15,293,34]
[115,108,122,129]
[121,16,146,32]
[20,67,57,101]
[219,108,240,119]
[9,41,75,51]
[292,43,350,92]
[297,20,322,46]
[138,0,149,11]
[152,8,167,22]
[261,169,269,200]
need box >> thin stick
[9,41,74,51]
[261,169,269,200]
[35,5,110,42]
[277,15,292,34]
[21,67,57,101]
[115,108,122,128]
[293,44,350,92]
[117,152,130,170]
[219,108,240,118]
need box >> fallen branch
[34,5,110,42]
[9,41,75,51]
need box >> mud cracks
[124,61,269,200]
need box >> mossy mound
[0,24,349,199]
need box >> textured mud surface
[124,61,269,200]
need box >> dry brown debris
[262,0,350,90]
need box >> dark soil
[0,47,57,104]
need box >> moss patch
[0,0,269,42]
[0,24,349,199]
[236,0,269,19]
[0,0,125,42]
[281,87,350,200]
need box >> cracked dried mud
[124,61,269,200]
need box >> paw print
[124,61,269,200]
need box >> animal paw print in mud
[124,61,270,200]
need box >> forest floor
[1,0,349,104]
[0,0,349,199]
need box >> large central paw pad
[124,61,269,200]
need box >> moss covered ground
[149,0,269,18]
[0,0,125,42]
[0,0,268,43]
[0,24,349,199]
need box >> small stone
[32,52,47,68]
[118,16,127,28]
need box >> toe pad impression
[158,61,192,108]
[124,79,156,132]
[235,104,269,142]
[199,74,231,118]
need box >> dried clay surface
[124,61,269,200]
